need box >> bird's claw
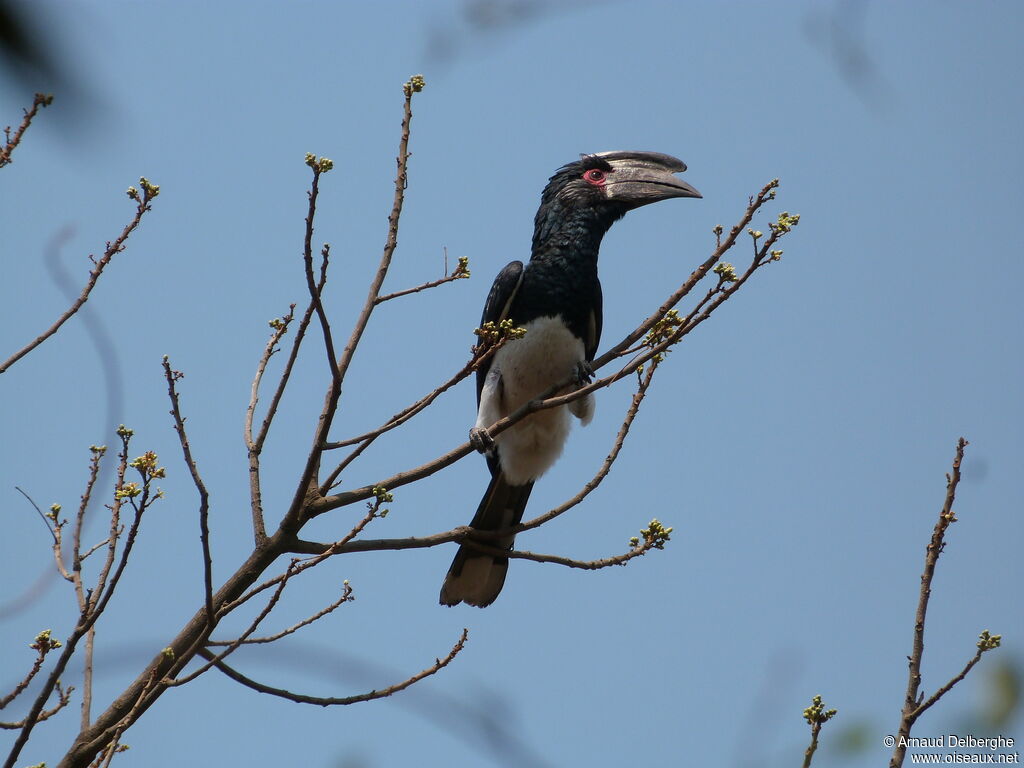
[574,360,595,386]
[469,427,494,453]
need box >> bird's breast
[486,315,586,484]
[494,315,584,410]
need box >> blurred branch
[0,178,160,375]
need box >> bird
[439,151,701,607]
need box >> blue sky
[2,2,1022,767]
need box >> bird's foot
[574,360,595,386]
[469,427,494,453]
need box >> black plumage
[440,151,700,607]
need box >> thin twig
[0,681,73,730]
[517,357,659,534]
[198,628,468,706]
[283,79,423,531]
[911,637,993,720]
[373,255,469,304]
[888,438,1001,768]
[0,632,62,710]
[164,560,301,687]
[0,93,52,169]
[248,248,328,544]
[163,357,214,630]
[333,81,418,391]
[0,181,159,375]
[461,528,670,571]
[318,343,500,493]
[245,305,295,543]
[801,695,836,768]
[221,506,380,616]
[207,583,353,646]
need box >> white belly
[476,316,595,485]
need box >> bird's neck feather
[531,200,625,263]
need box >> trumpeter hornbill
[440,151,701,607]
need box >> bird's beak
[606,163,702,207]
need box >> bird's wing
[476,260,525,405]
[586,278,603,362]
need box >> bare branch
[0,680,73,730]
[162,358,214,628]
[374,254,470,304]
[0,631,63,710]
[198,628,468,706]
[801,695,837,768]
[593,179,781,368]
[334,78,421,390]
[71,447,109,730]
[318,343,499,493]
[282,78,426,533]
[255,247,328,453]
[301,162,340,385]
[911,630,1002,720]
[207,583,354,646]
[245,305,295,543]
[517,356,659,534]
[461,518,672,571]
[248,249,328,545]
[223,505,381,616]
[889,438,1002,768]
[0,93,52,169]
[164,560,301,687]
[0,180,160,375]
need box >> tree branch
[0,179,159,375]
[206,583,354,646]
[245,305,294,543]
[198,628,468,706]
[281,76,426,534]
[889,438,1001,768]
[0,92,52,169]
[373,253,470,304]
[163,358,215,628]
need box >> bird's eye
[583,168,606,185]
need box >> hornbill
[440,151,701,607]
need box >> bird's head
[533,151,700,253]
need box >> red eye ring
[583,168,606,185]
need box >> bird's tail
[439,471,533,607]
